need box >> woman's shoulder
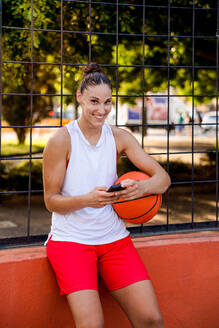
[110,125,136,154]
[44,126,71,156]
[110,125,134,140]
[49,126,69,143]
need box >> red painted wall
[0,232,219,328]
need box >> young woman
[43,63,171,328]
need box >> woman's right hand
[86,186,120,208]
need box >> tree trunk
[143,98,148,136]
[74,95,79,120]
[14,128,27,144]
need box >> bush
[163,160,192,182]
[1,156,216,193]
[117,156,216,185]
[204,150,218,166]
[0,163,7,191]
[6,160,43,191]
[117,157,140,176]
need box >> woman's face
[77,83,112,129]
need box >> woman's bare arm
[43,127,118,214]
[112,126,171,200]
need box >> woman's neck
[77,117,103,146]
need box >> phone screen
[107,183,125,192]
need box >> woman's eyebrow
[89,96,112,101]
[90,96,99,100]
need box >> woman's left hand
[115,179,145,201]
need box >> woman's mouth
[93,114,105,121]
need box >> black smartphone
[107,183,125,192]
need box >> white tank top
[46,120,129,245]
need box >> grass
[1,142,45,156]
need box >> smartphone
[107,183,126,192]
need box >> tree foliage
[3,0,60,143]
[117,0,217,105]
[2,0,217,143]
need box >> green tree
[2,0,61,143]
[2,0,217,143]
[2,0,117,143]
[117,0,217,105]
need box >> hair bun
[83,63,102,77]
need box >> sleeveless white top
[46,120,129,245]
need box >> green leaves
[2,0,217,143]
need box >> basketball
[112,171,162,224]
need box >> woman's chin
[92,117,105,127]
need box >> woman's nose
[97,103,105,113]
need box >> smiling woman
[76,82,112,135]
[43,63,170,328]
[76,64,113,135]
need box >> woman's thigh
[111,280,163,328]
[98,235,149,291]
[66,289,104,328]
[47,239,98,295]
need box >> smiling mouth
[93,115,105,120]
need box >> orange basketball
[112,171,162,224]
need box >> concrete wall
[1,232,219,328]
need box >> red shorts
[46,235,150,295]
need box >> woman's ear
[76,90,82,104]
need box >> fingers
[116,182,143,201]
[93,182,143,207]
[120,179,136,188]
[95,189,119,207]
[96,186,108,192]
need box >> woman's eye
[105,100,112,104]
[91,100,98,104]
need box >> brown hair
[80,63,112,94]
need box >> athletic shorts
[46,235,150,295]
